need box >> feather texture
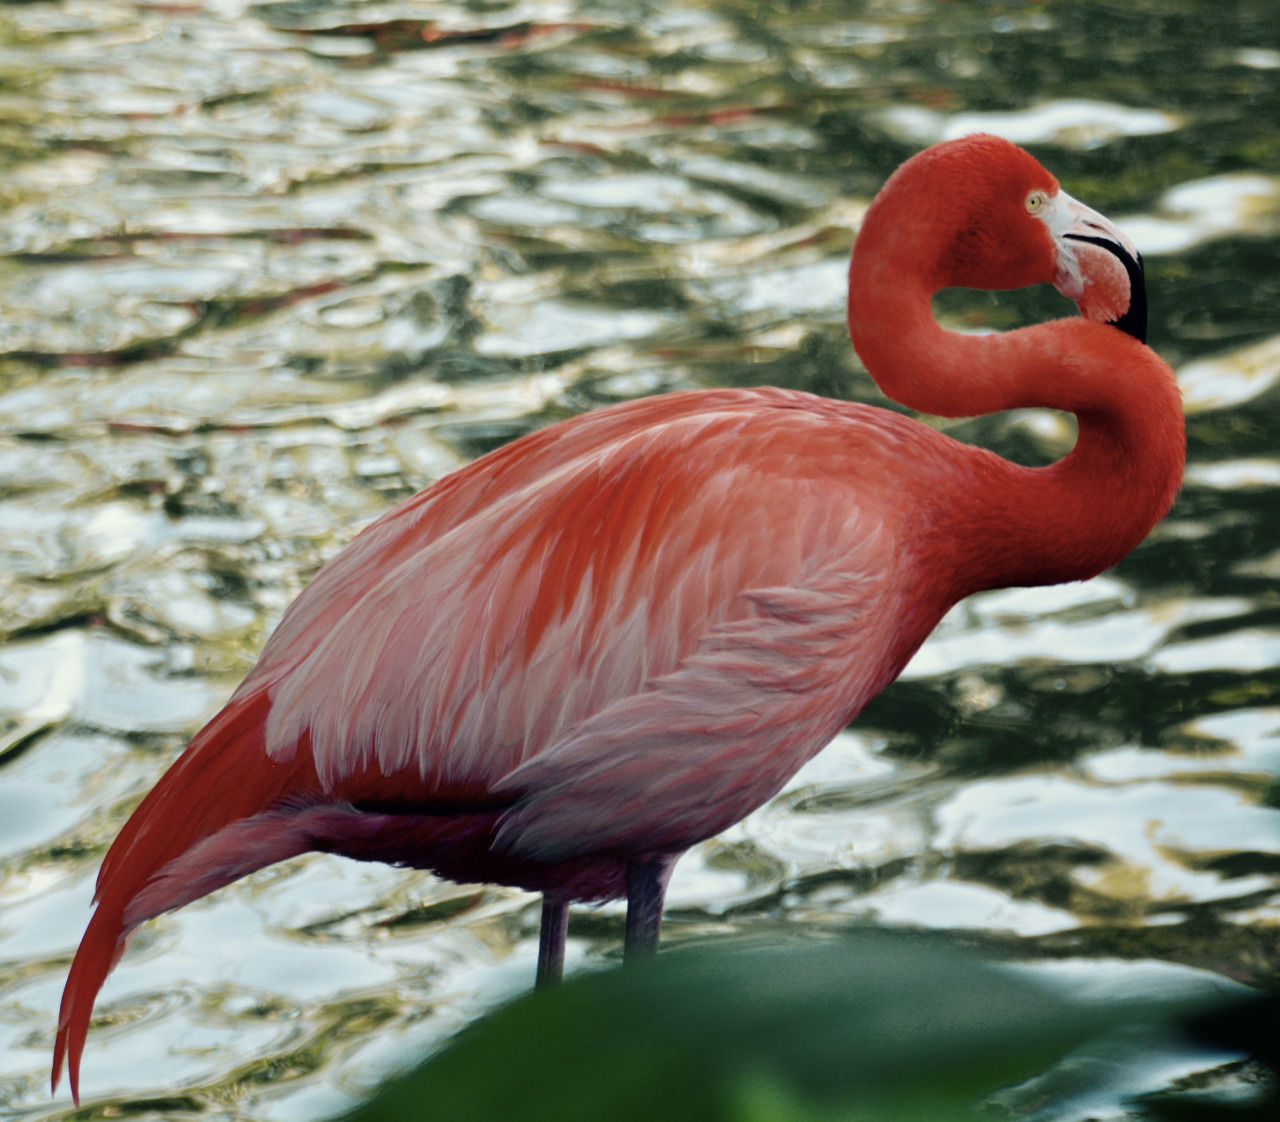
[54,135,1185,1103]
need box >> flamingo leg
[535,896,569,988]
[624,856,677,961]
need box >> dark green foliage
[345,933,1274,1122]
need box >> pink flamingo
[53,134,1183,1101]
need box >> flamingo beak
[1046,191,1148,344]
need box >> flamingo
[52,133,1183,1102]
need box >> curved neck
[848,263,1185,595]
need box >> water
[1,0,1278,1118]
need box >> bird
[52,133,1184,1102]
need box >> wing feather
[490,550,910,862]
[254,389,936,796]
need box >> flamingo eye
[1025,190,1048,214]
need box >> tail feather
[50,896,128,1104]
[52,688,319,1103]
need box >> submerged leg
[536,896,569,988]
[624,855,678,962]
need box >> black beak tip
[1110,249,1148,344]
[1064,235,1149,345]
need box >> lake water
[1,1,1278,1118]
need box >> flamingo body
[54,134,1184,1102]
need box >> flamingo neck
[848,266,1185,594]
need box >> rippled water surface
[2,1,1279,1118]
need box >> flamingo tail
[52,688,317,1103]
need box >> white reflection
[938,775,1278,904]
[1184,457,1280,489]
[1152,627,1280,674]
[1236,47,1280,69]
[861,878,1079,936]
[1179,334,1280,414]
[476,299,675,358]
[873,99,1179,149]
[0,630,84,730]
[1122,172,1280,255]
[905,590,1251,679]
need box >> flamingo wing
[257,390,922,805]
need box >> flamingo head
[903,134,1148,343]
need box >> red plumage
[54,134,1184,1102]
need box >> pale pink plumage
[53,133,1184,1103]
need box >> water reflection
[1,0,1278,1119]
